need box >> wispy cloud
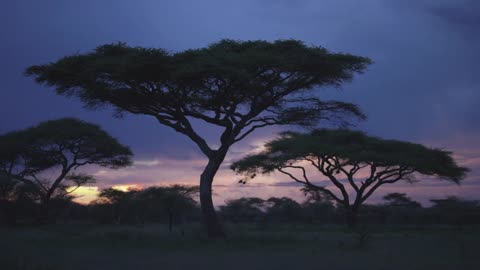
[133,159,162,167]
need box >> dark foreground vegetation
[1,223,479,270]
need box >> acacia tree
[219,197,267,223]
[383,193,421,208]
[0,173,39,226]
[140,185,199,232]
[0,118,133,222]
[25,39,370,237]
[231,129,469,228]
[96,185,198,229]
[97,187,139,224]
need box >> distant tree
[97,187,139,224]
[381,193,421,224]
[383,193,421,208]
[219,197,267,223]
[265,197,303,222]
[0,173,38,226]
[96,185,199,230]
[25,40,370,237]
[140,185,199,232]
[0,118,133,223]
[301,187,336,224]
[232,129,468,228]
[428,196,480,225]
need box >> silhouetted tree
[301,187,336,224]
[140,185,199,232]
[232,129,468,228]
[265,197,303,223]
[428,196,480,226]
[96,187,139,224]
[381,193,421,224]
[219,197,266,223]
[0,118,133,223]
[383,193,421,208]
[25,40,370,237]
[95,185,199,229]
[0,173,38,226]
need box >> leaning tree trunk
[200,151,228,238]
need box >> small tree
[429,196,480,226]
[25,40,370,237]
[265,197,303,223]
[383,193,421,208]
[231,129,468,228]
[96,185,198,229]
[301,187,336,224]
[219,197,267,223]
[97,187,139,224]
[382,193,421,225]
[0,173,39,226]
[140,185,199,232]
[0,118,133,223]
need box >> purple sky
[1,0,479,206]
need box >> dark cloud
[431,5,480,29]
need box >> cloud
[399,0,480,33]
[133,159,162,167]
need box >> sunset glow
[68,186,99,205]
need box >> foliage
[232,129,469,227]
[428,196,480,225]
[383,193,421,208]
[0,118,132,222]
[0,173,39,225]
[93,185,200,228]
[25,39,371,236]
[25,40,369,150]
[219,197,267,223]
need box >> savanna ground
[1,223,479,270]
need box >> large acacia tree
[231,129,469,228]
[0,118,132,222]
[25,39,370,237]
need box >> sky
[1,0,479,206]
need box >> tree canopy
[0,118,133,221]
[97,185,199,229]
[25,40,369,157]
[0,118,132,177]
[383,193,421,208]
[231,129,469,227]
[25,39,371,237]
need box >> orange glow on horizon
[111,184,142,192]
[68,184,142,204]
[68,186,100,205]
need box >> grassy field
[1,223,479,270]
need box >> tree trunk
[200,151,228,238]
[1,202,17,227]
[168,211,173,233]
[38,198,50,225]
[345,207,359,230]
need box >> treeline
[219,193,480,227]
[1,180,479,229]
[0,180,200,231]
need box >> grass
[1,223,479,270]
